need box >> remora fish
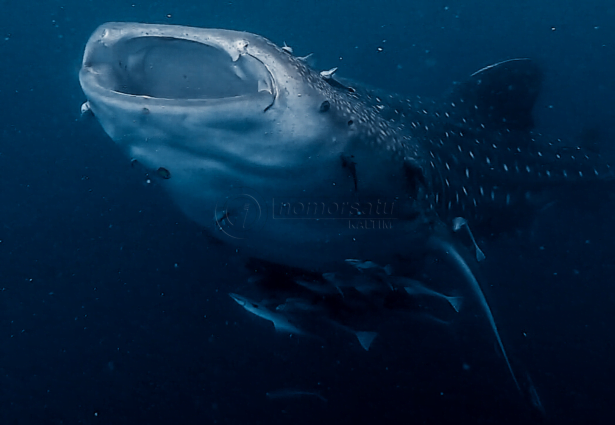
[390,276,463,313]
[79,23,613,394]
[275,297,378,351]
[229,293,305,335]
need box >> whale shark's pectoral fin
[452,58,542,132]
[428,237,521,392]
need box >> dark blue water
[1,1,614,423]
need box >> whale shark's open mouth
[81,24,276,107]
[97,37,273,100]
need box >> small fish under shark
[79,22,612,407]
[229,292,378,351]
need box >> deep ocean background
[1,1,615,424]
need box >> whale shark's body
[79,23,611,402]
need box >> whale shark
[79,22,613,400]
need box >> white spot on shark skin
[503,164,508,172]
[480,186,484,196]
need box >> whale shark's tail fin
[429,237,521,393]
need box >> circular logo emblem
[214,188,267,239]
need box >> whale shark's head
[80,22,427,269]
[79,22,352,170]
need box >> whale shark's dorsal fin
[451,58,542,131]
